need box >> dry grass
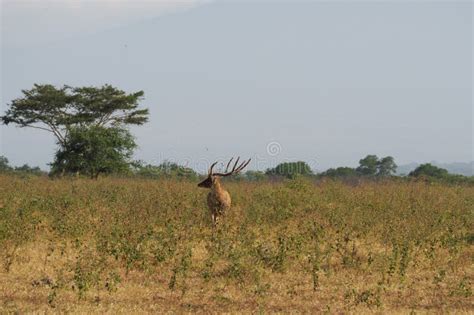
[0,175,473,313]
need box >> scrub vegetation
[0,175,472,313]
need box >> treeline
[1,83,472,184]
[0,156,198,180]
[1,153,473,184]
[264,155,473,184]
[0,156,46,177]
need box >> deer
[198,157,251,227]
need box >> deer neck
[211,178,226,194]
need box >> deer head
[198,157,251,188]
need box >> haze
[1,0,472,172]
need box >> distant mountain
[397,161,474,176]
[396,163,419,176]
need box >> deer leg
[211,213,217,227]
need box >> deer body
[207,178,231,225]
[198,157,250,226]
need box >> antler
[212,157,251,177]
[208,161,218,176]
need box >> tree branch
[46,123,66,145]
[22,124,54,133]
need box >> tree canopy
[377,156,397,177]
[50,126,137,178]
[266,161,313,179]
[356,155,397,177]
[409,163,449,178]
[356,155,379,176]
[1,84,149,145]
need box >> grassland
[0,175,473,313]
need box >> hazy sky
[1,0,472,172]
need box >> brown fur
[198,176,231,226]
[198,157,250,226]
[206,177,231,226]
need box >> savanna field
[0,175,472,313]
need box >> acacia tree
[2,84,149,177]
[1,84,149,146]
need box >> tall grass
[0,175,472,312]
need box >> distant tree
[135,161,198,180]
[356,155,397,177]
[319,167,357,178]
[14,164,45,176]
[356,155,379,176]
[0,156,12,172]
[409,163,449,178]
[266,161,313,179]
[50,126,136,179]
[1,84,149,146]
[377,156,397,177]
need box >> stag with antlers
[198,157,251,227]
